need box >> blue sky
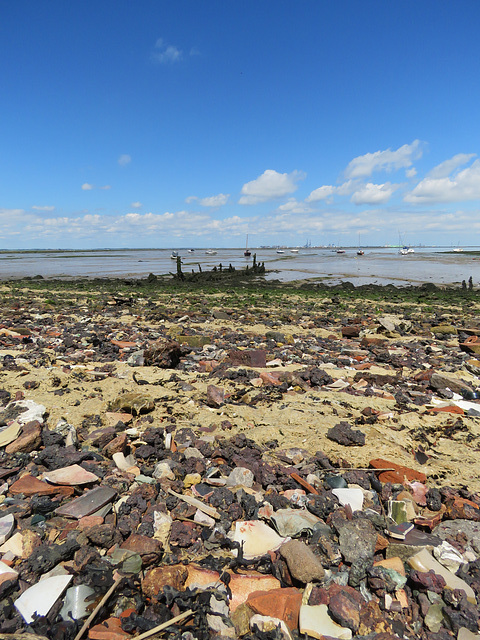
[2,1,480,249]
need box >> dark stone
[209,486,235,509]
[228,349,267,368]
[327,422,366,446]
[307,491,340,519]
[426,487,443,511]
[409,569,446,593]
[338,519,377,563]
[85,524,122,548]
[169,521,201,548]
[144,340,182,368]
[328,583,363,632]
[27,536,80,574]
[349,556,374,587]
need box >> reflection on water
[0,247,480,286]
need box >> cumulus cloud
[186,193,230,207]
[305,180,357,203]
[118,154,131,167]
[344,140,423,179]
[239,169,305,205]
[32,205,55,211]
[426,153,476,179]
[306,185,335,203]
[131,201,142,209]
[81,183,94,191]
[351,182,400,205]
[151,38,183,64]
[405,158,480,203]
[277,198,314,214]
[405,168,417,178]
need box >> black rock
[327,422,366,446]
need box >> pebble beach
[0,274,479,639]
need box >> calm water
[1,247,480,286]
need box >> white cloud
[131,201,142,209]
[186,193,230,207]
[81,183,94,191]
[405,158,480,203]
[100,185,111,190]
[351,182,400,205]
[151,38,183,64]
[32,205,55,211]
[118,154,131,167]
[306,185,335,202]
[405,168,417,178]
[277,198,314,214]
[0,208,26,221]
[239,169,305,205]
[335,180,358,196]
[426,153,476,179]
[305,180,358,203]
[344,140,423,179]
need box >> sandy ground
[2,288,479,492]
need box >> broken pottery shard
[0,513,15,545]
[55,486,116,519]
[15,574,72,623]
[299,603,352,639]
[229,572,282,612]
[270,509,320,538]
[0,559,18,576]
[112,452,136,472]
[0,531,24,557]
[250,615,294,640]
[0,421,22,447]
[247,587,302,631]
[9,400,47,424]
[43,464,99,485]
[5,420,42,454]
[369,458,427,485]
[331,488,364,512]
[407,548,476,604]
[60,584,96,621]
[457,629,480,640]
[9,474,73,497]
[232,520,288,560]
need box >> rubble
[0,280,479,638]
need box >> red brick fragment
[247,587,302,631]
[369,459,427,485]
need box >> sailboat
[357,233,364,255]
[244,234,251,257]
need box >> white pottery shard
[232,520,288,560]
[299,603,352,639]
[332,488,364,512]
[0,513,15,545]
[15,574,72,623]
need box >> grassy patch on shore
[2,273,479,319]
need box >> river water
[1,247,479,287]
